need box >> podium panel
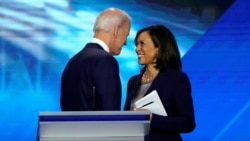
[40,136,144,141]
[37,111,150,141]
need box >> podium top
[39,111,150,122]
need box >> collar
[89,38,109,53]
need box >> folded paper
[135,90,167,116]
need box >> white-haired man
[60,7,131,111]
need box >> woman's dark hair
[134,25,182,72]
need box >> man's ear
[113,25,119,38]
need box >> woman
[124,25,196,141]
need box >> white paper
[134,90,168,116]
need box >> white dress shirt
[89,38,110,53]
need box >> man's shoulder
[84,43,103,51]
[83,43,110,56]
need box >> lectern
[37,111,150,141]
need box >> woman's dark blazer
[124,69,196,141]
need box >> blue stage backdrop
[1,0,250,140]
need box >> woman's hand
[134,108,153,121]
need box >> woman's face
[135,31,159,65]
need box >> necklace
[141,69,159,83]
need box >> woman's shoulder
[161,69,186,75]
[129,73,142,80]
[160,69,189,79]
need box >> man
[60,7,131,111]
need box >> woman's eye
[140,41,145,45]
[135,41,145,46]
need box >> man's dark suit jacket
[124,69,196,141]
[60,43,121,111]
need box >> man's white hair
[93,8,131,32]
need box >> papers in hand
[134,90,167,116]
